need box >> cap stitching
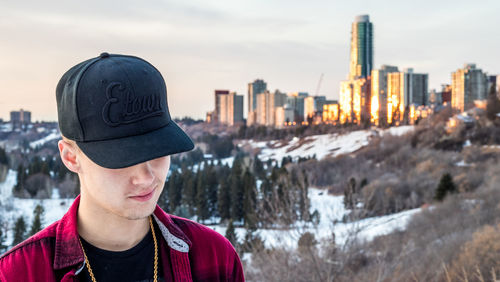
[73,56,104,141]
[76,120,173,143]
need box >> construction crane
[315,73,324,96]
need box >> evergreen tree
[182,168,196,215]
[298,169,310,222]
[434,173,457,201]
[0,221,7,252]
[29,157,42,176]
[167,171,182,213]
[205,164,218,218]
[225,219,238,246]
[29,204,44,236]
[230,158,244,222]
[0,147,8,166]
[195,168,209,222]
[40,161,50,176]
[242,223,264,253]
[12,216,27,246]
[253,156,264,178]
[260,178,274,224]
[56,161,68,181]
[14,164,26,195]
[242,170,257,228]
[217,179,231,221]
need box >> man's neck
[77,195,150,252]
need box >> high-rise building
[371,65,399,126]
[488,75,496,95]
[349,15,373,80]
[353,77,371,124]
[497,75,500,100]
[286,93,306,123]
[323,102,339,123]
[441,84,452,104]
[451,64,488,112]
[339,77,370,125]
[256,90,275,126]
[213,90,243,126]
[340,14,374,125]
[402,68,428,107]
[248,79,267,111]
[304,97,315,120]
[386,69,428,124]
[304,96,327,121]
[214,90,230,123]
[274,90,287,107]
[233,93,244,125]
[339,80,354,124]
[10,109,31,130]
[275,107,285,128]
[284,104,295,124]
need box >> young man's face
[63,141,170,220]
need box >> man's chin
[123,207,156,221]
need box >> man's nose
[131,161,155,187]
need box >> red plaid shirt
[0,196,244,281]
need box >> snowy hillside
[211,188,421,249]
[240,126,414,161]
[0,126,418,251]
[0,172,421,251]
[0,170,73,246]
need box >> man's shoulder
[169,215,233,250]
[0,220,59,280]
[166,215,244,281]
[0,219,58,261]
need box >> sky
[0,0,499,121]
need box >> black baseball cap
[56,52,194,169]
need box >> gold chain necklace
[78,216,158,282]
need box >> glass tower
[349,15,373,80]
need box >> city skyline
[0,0,499,121]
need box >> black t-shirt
[78,223,166,282]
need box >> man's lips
[129,185,156,202]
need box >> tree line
[0,204,44,254]
[159,154,313,230]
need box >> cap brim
[76,121,194,169]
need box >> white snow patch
[455,160,472,167]
[30,132,60,148]
[0,170,73,248]
[211,188,421,249]
[240,126,414,162]
[382,125,414,137]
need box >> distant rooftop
[354,15,370,23]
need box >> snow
[0,123,12,132]
[240,126,414,162]
[29,131,60,148]
[381,125,414,137]
[0,171,421,253]
[0,170,73,247]
[455,160,472,167]
[211,188,421,249]
[0,126,420,252]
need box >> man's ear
[58,140,81,173]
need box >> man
[0,53,244,281]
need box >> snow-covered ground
[239,126,414,162]
[0,170,73,246]
[211,188,421,249]
[29,130,60,148]
[0,125,418,251]
[0,171,421,251]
